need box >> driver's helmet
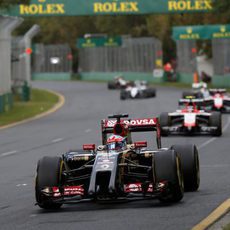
[106,134,127,152]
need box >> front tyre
[35,156,64,209]
[154,150,184,203]
[171,144,200,192]
[209,112,222,136]
[120,89,127,100]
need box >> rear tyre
[159,112,170,136]
[154,150,184,203]
[171,144,200,192]
[146,88,156,97]
[108,81,116,89]
[209,112,222,136]
[35,156,64,209]
[120,90,127,100]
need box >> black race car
[35,114,200,209]
[159,98,222,136]
[182,82,208,99]
[120,81,156,100]
[107,76,133,89]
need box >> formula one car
[120,80,156,100]
[182,82,208,99]
[202,89,230,113]
[107,76,133,89]
[159,98,222,136]
[35,114,200,209]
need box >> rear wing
[101,117,161,149]
[178,98,204,108]
[209,88,226,95]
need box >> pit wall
[32,72,71,80]
[0,93,13,113]
[79,72,164,83]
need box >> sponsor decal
[124,183,153,193]
[179,26,200,40]
[19,0,65,15]
[64,186,84,196]
[213,26,230,39]
[168,0,212,12]
[94,1,139,13]
[105,118,156,127]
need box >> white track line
[0,150,18,157]
[198,116,230,150]
[51,138,63,143]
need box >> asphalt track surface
[0,81,229,230]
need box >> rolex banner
[77,37,122,48]
[173,25,230,40]
[6,0,214,17]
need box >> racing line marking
[51,138,63,143]
[198,116,230,150]
[85,129,92,133]
[0,150,18,157]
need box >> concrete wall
[79,72,164,83]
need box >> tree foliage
[12,1,230,66]
[0,0,30,8]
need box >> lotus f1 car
[159,98,222,136]
[35,114,200,209]
[120,81,156,100]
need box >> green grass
[223,223,230,230]
[0,88,59,127]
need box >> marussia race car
[203,89,230,113]
[107,76,134,89]
[120,80,156,100]
[159,98,222,136]
[35,114,200,209]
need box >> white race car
[120,81,156,100]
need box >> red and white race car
[159,98,222,136]
[203,89,230,113]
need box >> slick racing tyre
[35,156,64,209]
[209,112,222,136]
[146,88,156,98]
[108,81,116,89]
[154,150,184,203]
[120,89,128,100]
[171,144,200,192]
[159,112,170,136]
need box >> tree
[0,0,30,8]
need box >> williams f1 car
[120,81,156,100]
[159,98,222,136]
[35,114,199,209]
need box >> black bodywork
[35,114,199,209]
